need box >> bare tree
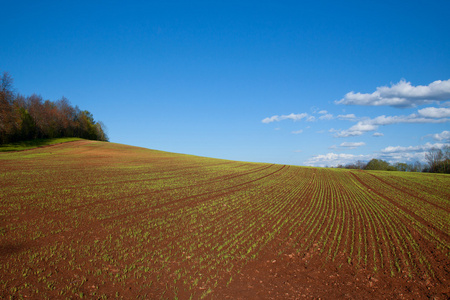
[0,72,21,143]
[412,161,422,172]
[425,148,444,173]
[442,145,450,173]
[355,160,367,170]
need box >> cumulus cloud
[334,122,378,137]
[262,109,335,124]
[340,142,365,148]
[262,113,309,123]
[337,114,356,120]
[305,153,369,167]
[380,142,444,153]
[336,79,450,107]
[378,142,448,164]
[373,132,384,137]
[319,113,333,120]
[305,142,449,167]
[334,113,450,137]
[418,107,450,118]
[427,130,450,142]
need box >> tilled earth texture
[1,141,449,299]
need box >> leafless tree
[425,148,444,173]
[0,72,20,143]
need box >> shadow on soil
[0,243,24,256]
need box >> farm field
[0,140,449,299]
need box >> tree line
[0,72,108,144]
[335,146,450,174]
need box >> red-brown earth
[0,140,449,299]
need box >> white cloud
[318,110,328,114]
[428,130,450,142]
[337,114,356,120]
[292,130,303,134]
[378,142,448,164]
[340,142,365,148]
[262,115,280,123]
[418,107,450,118]
[305,142,449,167]
[319,113,333,120]
[373,132,384,137]
[335,131,364,137]
[349,122,378,131]
[305,153,369,167]
[335,122,378,137]
[336,79,450,107]
[379,152,427,164]
[334,112,450,137]
[380,142,444,153]
[262,113,309,123]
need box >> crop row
[1,141,449,298]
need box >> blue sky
[2,0,449,166]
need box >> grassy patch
[0,138,82,152]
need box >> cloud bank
[427,130,450,142]
[306,142,448,167]
[418,107,450,118]
[305,153,370,167]
[334,112,450,137]
[263,79,450,167]
[336,79,450,107]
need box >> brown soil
[1,141,449,299]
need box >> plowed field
[1,141,449,299]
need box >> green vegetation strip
[0,138,82,152]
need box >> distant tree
[76,110,97,140]
[394,162,408,172]
[413,161,423,172]
[0,72,21,143]
[15,94,35,141]
[365,159,391,171]
[55,97,76,137]
[94,121,108,142]
[425,148,444,173]
[0,72,108,144]
[406,161,423,172]
[439,145,450,173]
[27,94,47,139]
[355,160,367,170]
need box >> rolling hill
[1,140,449,299]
